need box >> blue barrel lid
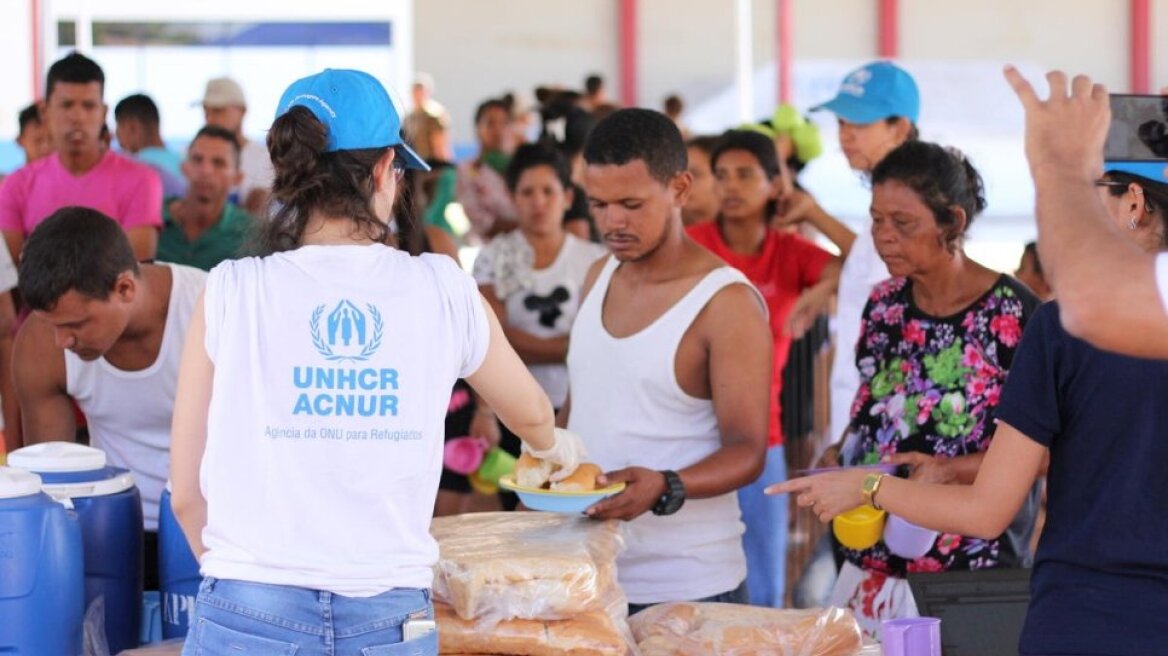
[0,466,43,499]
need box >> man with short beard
[157,126,256,271]
[562,109,772,613]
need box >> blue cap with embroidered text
[1104,160,1168,185]
[812,61,920,125]
[276,68,429,170]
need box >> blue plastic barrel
[9,443,144,655]
[159,486,201,638]
[0,466,85,655]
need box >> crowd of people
[1,47,1165,656]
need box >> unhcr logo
[310,300,384,362]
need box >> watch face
[653,472,686,516]
[659,494,684,515]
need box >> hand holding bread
[522,427,587,482]
[515,453,604,492]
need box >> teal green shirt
[158,199,256,271]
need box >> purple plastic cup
[883,514,940,559]
[882,617,941,656]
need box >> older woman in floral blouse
[805,141,1040,635]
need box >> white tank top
[66,263,207,531]
[198,245,489,596]
[567,256,759,604]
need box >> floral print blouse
[839,274,1040,577]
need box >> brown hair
[260,106,394,254]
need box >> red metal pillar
[878,0,898,59]
[776,0,792,103]
[1130,0,1150,93]
[31,0,42,99]
[618,0,638,107]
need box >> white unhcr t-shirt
[1157,253,1168,315]
[198,245,489,596]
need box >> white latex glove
[525,428,588,482]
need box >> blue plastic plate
[498,474,626,514]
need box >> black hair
[663,94,684,117]
[871,140,986,250]
[585,74,604,96]
[686,135,720,158]
[262,106,409,254]
[709,130,782,220]
[18,104,41,135]
[1103,170,1168,245]
[191,124,241,167]
[474,98,509,125]
[1022,241,1042,276]
[505,143,571,193]
[19,207,139,311]
[583,108,687,185]
[886,116,920,142]
[46,51,104,99]
[539,100,596,159]
[710,130,781,179]
[113,93,160,128]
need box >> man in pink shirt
[0,52,161,263]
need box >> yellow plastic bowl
[832,506,887,550]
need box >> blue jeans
[627,579,749,616]
[181,577,437,656]
[737,444,788,607]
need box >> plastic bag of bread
[435,602,627,655]
[430,512,626,624]
[630,602,862,656]
[431,512,635,654]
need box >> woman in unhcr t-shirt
[168,69,584,655]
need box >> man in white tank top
[12,207,207,588]
[563,109,774,611]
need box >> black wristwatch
[651,470,686,516]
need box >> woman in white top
[470,144,605,508]
[169,69,583,656]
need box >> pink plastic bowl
[443,437,488,475]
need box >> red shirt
[688,221,832,447]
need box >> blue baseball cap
[276,69,429,171]
[812,61,920,125]
[1104,160,1168,185]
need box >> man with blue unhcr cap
[776,60,921,466]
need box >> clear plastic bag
[629,603,863,656]
[430,512,635,654]
[83,596,110,656]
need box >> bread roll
[515,452,555,489]
[550,463,603,492]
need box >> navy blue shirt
[995,302,1168,655]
